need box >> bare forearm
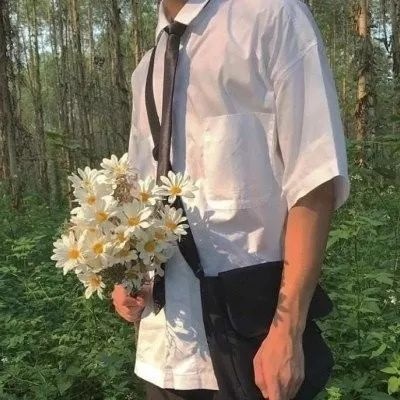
[273,180,335,338]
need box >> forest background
[0,0,399,399]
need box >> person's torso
[131,0,294,275]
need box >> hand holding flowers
[51,153,198,303]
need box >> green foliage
[0,192,145,400]
[1,136,400,400]
[317,138,400,400]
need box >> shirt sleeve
[268,2,350,211]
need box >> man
[112,0,350,399]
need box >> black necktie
[149,21,203,314]
[156,21,187,181]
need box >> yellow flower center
[96,211,108,222]
[114,165,126,176]
[165,220,177,231]
[140,192,150,202]
[116,232,126,243]
[89,275,102,288]
[87,195,96,205]
[144,241,156,253]
[68,248,80,260]
[170,185,182,195]
[128,216,141,226]
[92,242,104,255]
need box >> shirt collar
[155,0,211,43]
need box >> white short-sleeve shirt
[128,0,350,390]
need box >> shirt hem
[134,360,219,391]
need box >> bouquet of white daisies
[51,153,198,300]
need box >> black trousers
[198,276,333,400]
[145,262,333,400]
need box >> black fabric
[145,44,161,162]
[145,381,217,400]
[218,261,333,338]
[199,262,335,400]
[145,25,204,315]
[156,21,187,182]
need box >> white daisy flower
[78,272,106,299]
[119,200,153,234]
[136,176,159,205]
[69,213,99,235]
[136,230,164,266]
[100,153,129,180]
[159,205,189,238]
[68,167,105,192]
[156,171,198,204]
[111,225,131,251]
[83,230,114,269]
[113,244,138,264]
[75,196,119,229]
[151,225,175,244]
[73,262,91,275]
[51,231,87,275]
[72,178,112,207]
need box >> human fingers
[253,348,269,398]
[114,303,142,323]
[265,379,284,400]
[112,285,144,308]
[287,354,305,399]
[112,284,128,303]
[136,284,152,303]
[264,364,286,400]
[121,295,145,308]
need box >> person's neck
[163,0,187,22]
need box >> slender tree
[354,0,374,164]
[391,0,400,133]
[109,0,130,148]
[0,0,21,208]
[68,0,93,164]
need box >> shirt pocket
[202,112,277,210]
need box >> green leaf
[56,375,73,394]
[381,367,399,375]
[66,364,82,376]
[371,343,387,358]
[375,273,394,285]
[388,377,400,395]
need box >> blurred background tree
[0,0,157,208]
[1,0,399,208]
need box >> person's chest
[132,0,282,210]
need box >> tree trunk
[0,0,21,208]
[391,0,400,133]
[31,1,56,203]
[109,0,131,148]
[69,0,93,165]
[132,0,143,66]
[354,0,374,164]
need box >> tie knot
[164,21,187,37]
